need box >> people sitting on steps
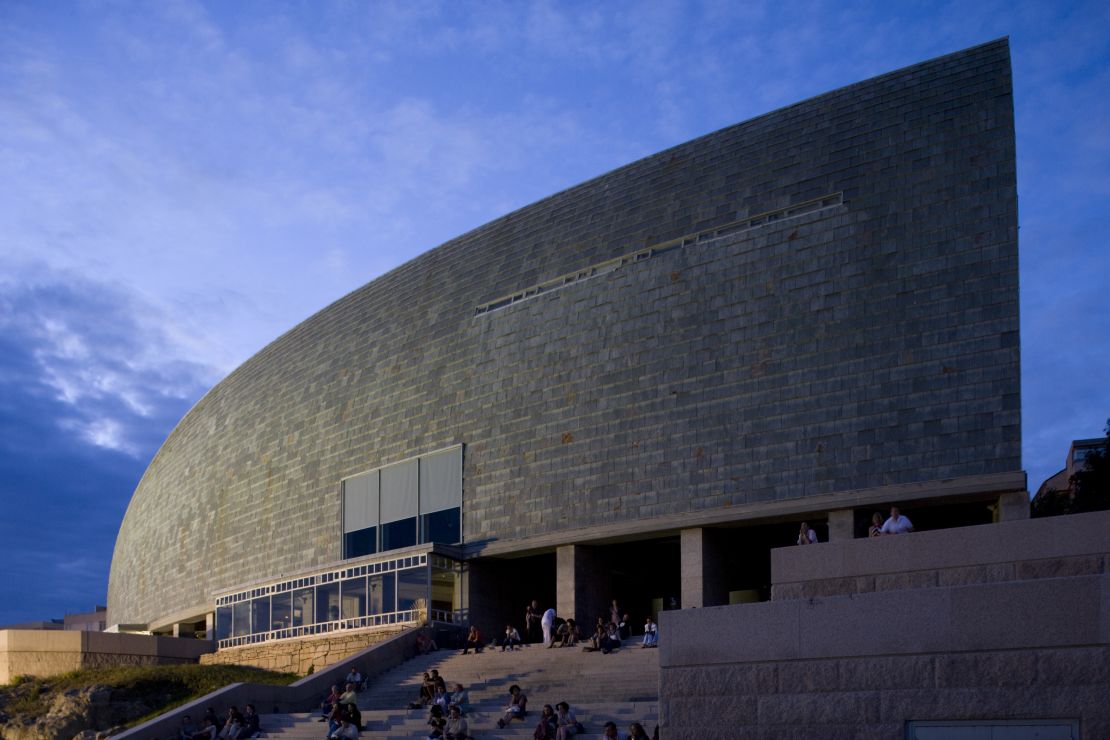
[497,684,528,728]
[461,624,483,654]
[501,623,522,651]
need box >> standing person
[609,599,620,628]
[641,617,658,648]
[879,506,914,535]
[868,512,884,538]
[525,600,541,644]
[797,521,818,545]
[541,607,556,647]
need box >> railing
[218,609,420,649]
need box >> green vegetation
[0,663,297,729]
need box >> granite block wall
[198,627,402,675]
[109,39,1020,629]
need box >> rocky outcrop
[1,685,145,740]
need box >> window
[421,507,461,545]
[250,598,270,635]
[316,582,340,624]
[342,445,462,556]
[397,568,428,612]
[341,577,367,619]
[292,587,314,627]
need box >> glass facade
[213,551,460,649]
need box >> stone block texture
[198,628,401,675]
[109,39,1020,628]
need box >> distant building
[0,605,105,632]
[1035,437,1107,498]
[63,605,107,632]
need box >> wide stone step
[261,639,660,739]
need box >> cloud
[0,264,216,624]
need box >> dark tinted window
[382,517,417,551]
[421,507,461,545]
[345,526,377,558]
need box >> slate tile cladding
[108,39,1019,627]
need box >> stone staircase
[258,642,660,739]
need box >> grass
[0,663,298,729]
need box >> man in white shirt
[879,506,914,535]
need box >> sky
[1,0,1108,627]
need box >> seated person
[461,625,483,655]
[556,618,580,647]
[533,704,557,740]
[237,704,261,740]
[600,621,621,654]
[627,722,651,740]
[554,702,578,740]
[426,716,445,740]
[443,705,468,740]
[338,683,358,707]
[320,684,341,719]
[501,624,522,651]
[496,684,528,729]
[602,721,619,739]
[431,684,449,710]
[642,617,658,647]
[618,614,631,641]
[217,708,243,740]
[344,703,362,733]
[345,666,363,691]
[589,618,607,651]
[191,718,217,740]
[179,715,198,740]
[415,631,438,655]
[449,683,470,712]
[329,717,359,740]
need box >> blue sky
[1,0,1107,626]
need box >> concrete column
[556,544,609,625]
[172,622,183,638]
[827,509,856,541]
[204,613,214,641]
[995,490,1030,522]
[680,528,728,608]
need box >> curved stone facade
[108,40,1020,629]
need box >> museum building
[106,39,1025,650]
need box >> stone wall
[771,510,1110,600]
[199,627,403,675]
[659,513,1110,738]
[0,631,212,684]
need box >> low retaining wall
[199,627,404,674]
[0,631,213,684]
[660,513,1110,738]
[771,509,1110,600]
[115,626,427,740]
